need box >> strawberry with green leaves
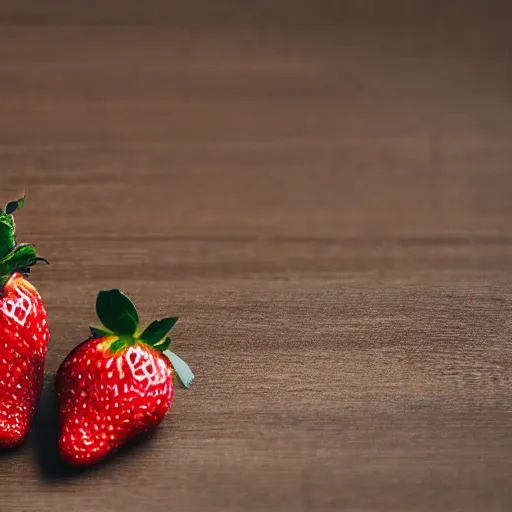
[56,289,194,465]
[0,196,50,447]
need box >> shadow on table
[0,441,26,459]
[33,373,158,482]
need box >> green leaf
[0,245,36,286]
[90,326,113,338]
[0,195,26,261]
[0,214,16,260]
[96,289,139,336]
[140,317,178,345]
[5,196,25,215]
[164,350,195,389]
[153,335,171,351]
[0,244,37,272]
[0,242,48,285]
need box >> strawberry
[56,289,194,466]
[0,196,50,447]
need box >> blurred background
[2,1,512,511]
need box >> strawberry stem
[0,196,48,286]
[91,289,194,388]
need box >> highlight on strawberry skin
[55,289,194,466]
[0,195,50,448]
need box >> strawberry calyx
[90,289,194,388]
[0,195,49,286]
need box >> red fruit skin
[0,273,50,448]
[56,336,174,465]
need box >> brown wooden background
[2,1,512,511]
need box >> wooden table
[2,2,512,511]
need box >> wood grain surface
[2,2,512,511]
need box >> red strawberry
[0,196,50,447]
[56,289,194,466]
